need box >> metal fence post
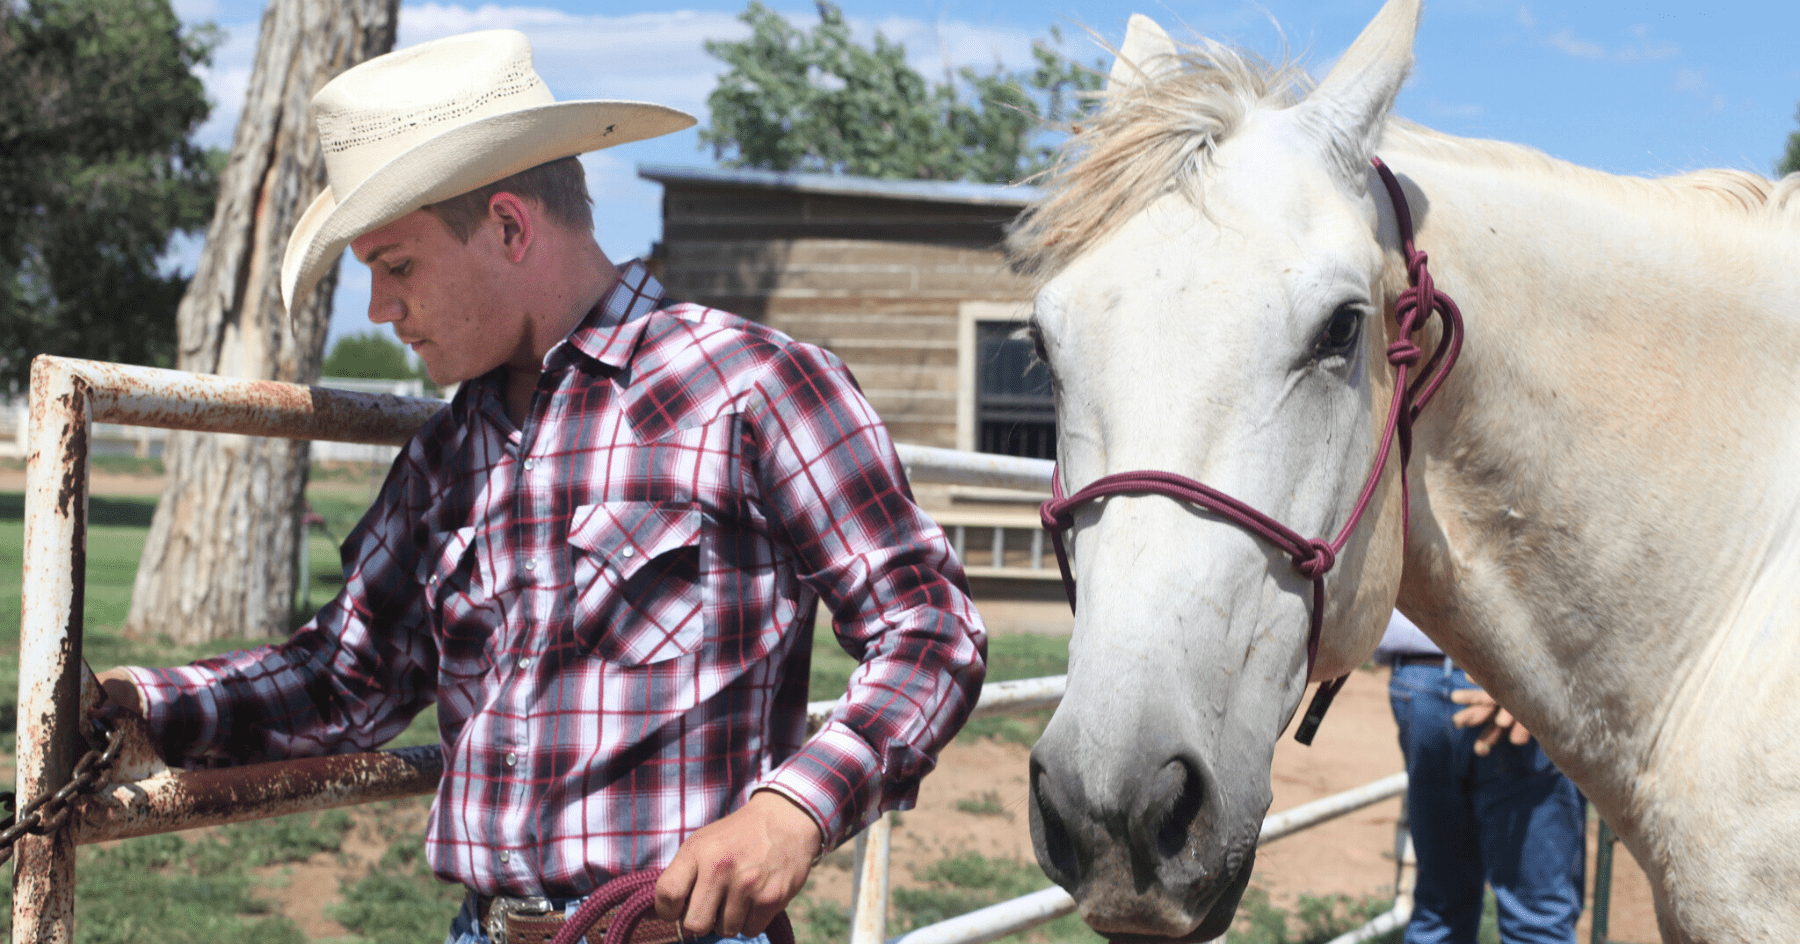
[1591,819,1617,944]
[850,812,894,944]
[14,358,90,942]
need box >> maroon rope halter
[549,869,797,944]
[1038,157,1465,745]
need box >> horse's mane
[1008,39,1800,282]
[1005,41,1313,280]
[1382,121,1800,227]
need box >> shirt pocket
[424,525,495,677]
[567,501,706,666]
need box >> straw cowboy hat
[279,29,695,312]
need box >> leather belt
[476,893,685,944]
[1389,653,1452,668]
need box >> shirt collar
[559,259,666,371]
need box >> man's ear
[486,192,535,263]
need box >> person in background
[1379,611,1586,944]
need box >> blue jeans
[444,891,774,944]
[1390,662,1586,944]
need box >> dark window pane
[975,322,1056,460]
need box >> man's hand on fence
[655,788,822,938]
[1450,687,1534,756]
[94,668,145,717]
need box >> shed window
[976,321,1056,460]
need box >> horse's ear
[1108,14,1180,91]
[1296,0,1420,190]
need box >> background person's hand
[654,789,822,938]
[1450,687,1533,756]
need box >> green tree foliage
[0,0,221,391]
[321,330,417,380]
[1780,105,1799,178]
[701,1,1102,184]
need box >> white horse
[1011,1,1800,941]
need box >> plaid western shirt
[127,261,988,898]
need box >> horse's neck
[1391,143,1800,826]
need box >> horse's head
[1012,1,1424,938]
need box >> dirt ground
[0,466,170,496]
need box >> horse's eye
[1316,305,1362,356]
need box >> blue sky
[167,0,1800,354]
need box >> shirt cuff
[754,720,884,850]
[124,663,225,761]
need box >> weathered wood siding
[654,182,1033,448]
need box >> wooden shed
[638,164,1055,461]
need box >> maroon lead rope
[549,869,796,944]
[1039,157,1465,745]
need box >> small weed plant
[955,790,1011,818]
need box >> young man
[97,30,987,944]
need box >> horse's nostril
[1152,758,1206,859]
[1030,759,1082,887]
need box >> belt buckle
[486,895,554,944]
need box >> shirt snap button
[505,752,518,767]
[499,850,511,863]
[621,547,635,559]
[518,656,532,669]
[525,559,536,571]
[523,459,535,471]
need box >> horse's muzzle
[1029,743,1261,939]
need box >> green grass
[793,851,1103,944]
[327,830,466,944]
[0,808,362,942]
[954,790,1010,818]
[1232,887,1402,944]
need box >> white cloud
[866,15,1038,78]
[171,0,220,19]
[400,6,751,116]
[1673,66,1709,94]
[1545,28,1605,61]
[1619,24,1678,63]
[1670,66,1727,113]
[191,21,259,149]
[1543,23,1676,64]
[1516,5,1534,29]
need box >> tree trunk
[126,0,397,644]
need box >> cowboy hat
[279,29,696,313]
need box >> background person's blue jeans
[445,891,775,944]
[1390,662,1585,944]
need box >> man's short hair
[424,156,593,242]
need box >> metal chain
[0,712,127,866]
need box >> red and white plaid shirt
[128,262,988,898]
